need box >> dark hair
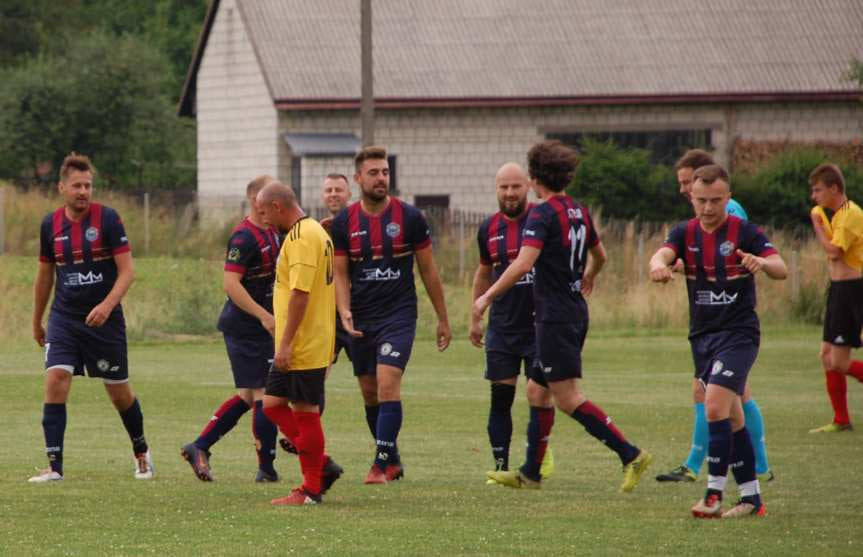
[809,163,845,193]
[692,164,730,186]
[675,149,714,171]
[527,140,579,192]
[325,173,349,184]
[60,152,94,181]
[246,175,275,197]
[354,146,387,171]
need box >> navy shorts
[823,279,863,348]
[528,320,588,388]
[350,318,416,376]
[333,324,353,364]
[265,367,325,405]
[224,334,273,389]
[690,331,759,396]
[45,310,128,383]
[485,327,535,381]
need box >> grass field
[2,329,862,556]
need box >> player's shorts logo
[719,241,735,256]
[710,360,724,375]
[97,359,110,372]
[85,227,100,242]
[380,343,392,356]
[385,222,401,238]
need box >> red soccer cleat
[271,487,321,506]
[364,464,388,484]
[384,464,404,482]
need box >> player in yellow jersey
[256,181,341,505]
[808,163,863,433]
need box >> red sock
[295,411,325,495]
[825,370,851,425]
[536,407,555,467]
[848,360,863,383]
[263,404,299,441]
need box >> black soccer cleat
[255,469,279,483]
[180,443,213,482]
[321,457,344,494]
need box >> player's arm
[273,288,311,372]
[811,209,842,260]
[334,254,361,337]
[85,251,134,327]
[581,241,607,296]
[469,263,493,347]
[473,245,540,320]
[32,261,55,347]
[649,246,677,283]
[735,250,787,280]
[415,246,451,351]
[223,271,275,336]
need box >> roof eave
[177,0,221,118]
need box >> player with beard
[470,163,554,480]
[332,146,451,484]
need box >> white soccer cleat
[28,468,63,483]
[134,450,155,479]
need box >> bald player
[470,163,554,480]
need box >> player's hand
[472,294,491,322]
[259,312,276,337]
[85,301,113,327]
[810,210,825,230]
[581,274,595,296]
[436,320,451,351]
[469,319,484,348]
[340,310,363,338]
[672,258,684,274]
[273,345,292,372]
[33,323,46,347]
[649,264,674,283]
[736,249,765,274]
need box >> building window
[548,129,712,166]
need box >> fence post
[458,210,465,282]
[143,192,150,255]
[790,250,800,301]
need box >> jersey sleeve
[744,224,778,257]
[477,220,491,265]
[331,210,349,256]
[286,222,321,293]
[583,205,600,248]
[105,208,131,255]
[224,230,257,274]
[410,208,432,251]
[830,210,861,253]
[39,216,53,262]
[662,222,687,257]
[522,206,548,249]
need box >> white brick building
[179,0,863,217]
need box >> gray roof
[180,0,863,115]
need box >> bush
[733,148,863,231]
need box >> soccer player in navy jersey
[649,164,786,518]
[181,175,282,482]
[332,146,451,484]
[656,149,773,483]
[470,162,554,480]
[30,153,152,482]
[474,140,652,493]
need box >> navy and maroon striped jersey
[217,217,280,339]
[39,203,130,317]
[522,195,599,323]
[663,215,778,338]
[331,197,431,323]
[477,207,535,335]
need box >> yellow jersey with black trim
[273,217,335,370]
[812,201,863,271]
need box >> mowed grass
[2,329,862,556]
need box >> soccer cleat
[364,464,388,484]
[655,465,697,483]
[721,499,766,518]
[278,438,298,455]
[271,487,321,506]
[255,469,279,483]
[809,422,854,433]
[134,449,155,480]
[620,450,652,493]
[384,464,404,482]
[321,457,343,494]
[691,494,722,518]
[759,469,775,483]
[28,469,63,483]
[180,443,213,481]
[540,448,555,480]
[485,470,541,489]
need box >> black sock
[253,400,277,474]
[119,398,148,454]
[706,419,732,501]
[570,401,639,465]
[42,403,66,475]
[487,383,516,470]
[520,406,554,481]
[195,395,250,451]
[364,404,379,439]
[730,426,761,507]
